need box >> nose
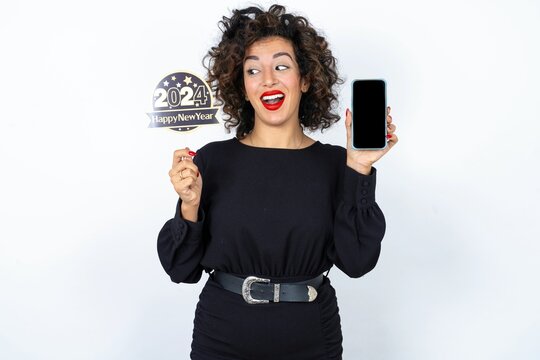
[262,69,278,87]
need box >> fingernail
[387,134,392,139]
[188,151,196,156]
[346,108,350,115]
[196,171,199,177]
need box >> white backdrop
[1,0,539,359]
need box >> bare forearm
[181,203,199,222]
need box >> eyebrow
[244,52,294,63]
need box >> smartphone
[351,79,387,150]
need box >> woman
[157,4,398,359]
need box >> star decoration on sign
[163,80,169,87]
[192,83,197,88]
[183,76,193,85]
[176,82,182,87]
[171,76,176,81]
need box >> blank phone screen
[352,80,386,149]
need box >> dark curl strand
[203,4,344,139]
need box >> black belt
[211,270,324,304]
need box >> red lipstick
[260,90,285,111]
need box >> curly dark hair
[203,4,343,139]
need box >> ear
[301,79,310,93]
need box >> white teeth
[262,94,284,101]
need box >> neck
[248,122,305,149]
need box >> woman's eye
[276,65,289,71]
[247,68,260,75]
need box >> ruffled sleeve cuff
[342,165,377,208]
[171,198,206,244]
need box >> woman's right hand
[169,147,202,209]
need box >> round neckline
[233,136,320,151]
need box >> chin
[256,109,294,124]
[259,114,290,124]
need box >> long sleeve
[328,164,386,278]
[157,152,207,284]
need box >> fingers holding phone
[385,106,398,149]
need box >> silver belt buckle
[241,275,318,304]
[242,276,272,304]
[307,285,318,302]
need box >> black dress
[157,137,386,360]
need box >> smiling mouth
[260,91,285,110]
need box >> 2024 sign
[147,71,219,132]
[153,82,209,109]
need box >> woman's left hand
[345,106,398,175]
